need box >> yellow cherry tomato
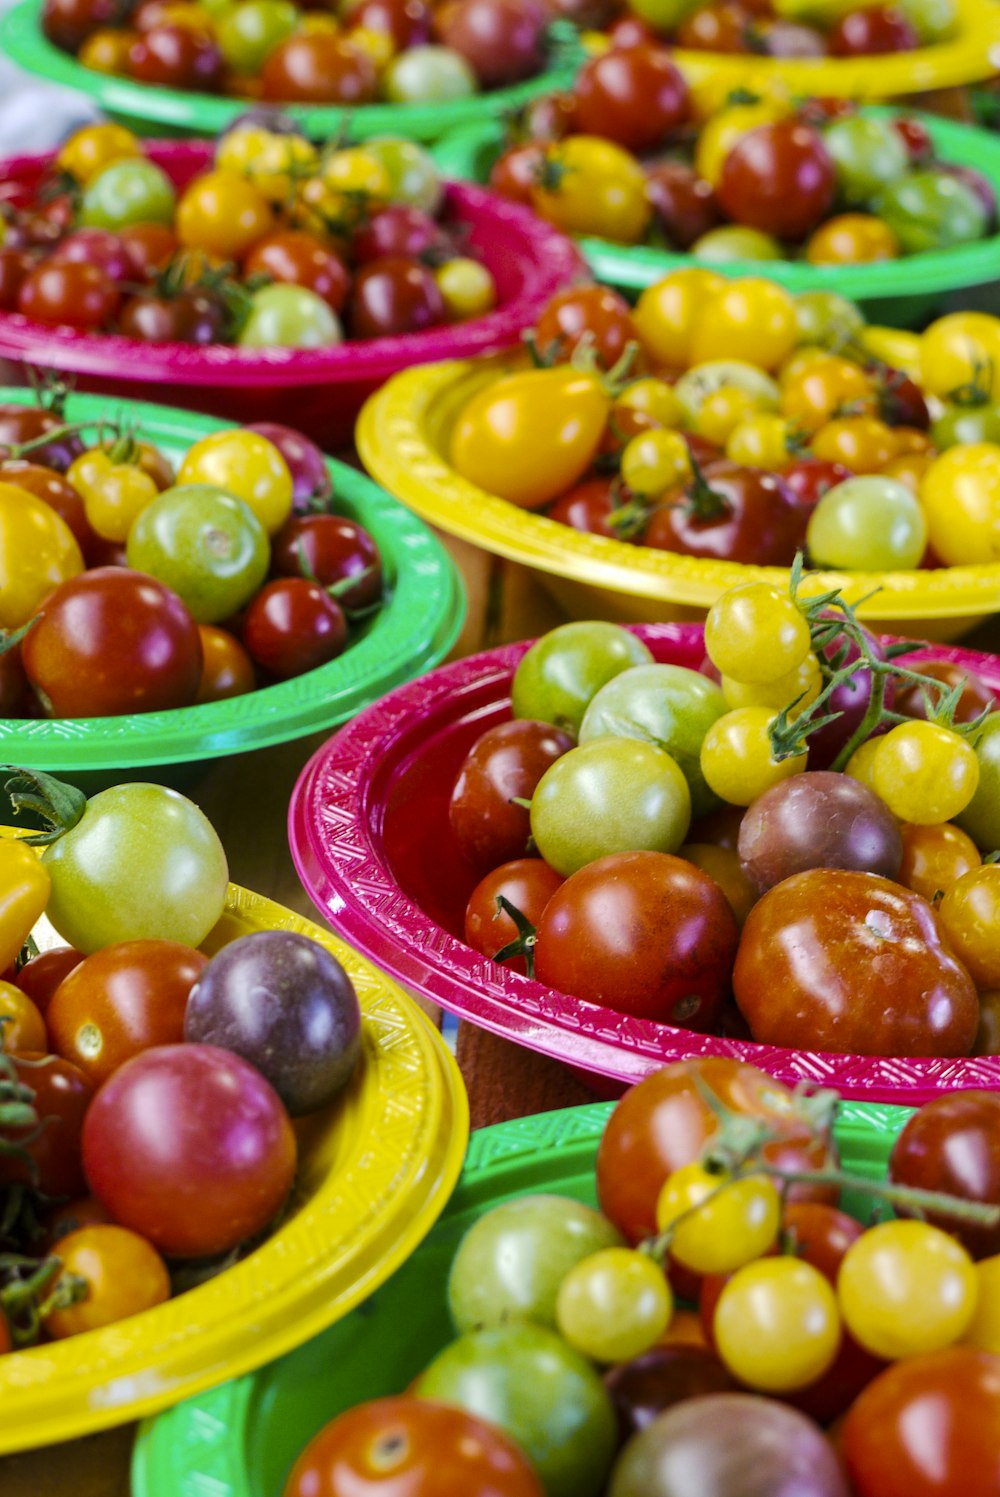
[689,279,798,373]
[450,368,611,510]
[656,1163,781,1276]
[321,146,392,201]
[0,482,84,629]
[705,581,810,684]
[871,720,980,825]
[921,312,1000,403]
[778,344,833,388]
[726,413,799,467]
[433,257,496,321]
[633,269,726,371]
[722,652,822,717]
[176,170,274,259]
[0,839,51,975]
[781,354,877,434]
[964,1255,1000,1353]
[620,428,691,495]
[616,378,683,428]
[838,1220,978,1361]
[346,23,396,65]
[694,386,761,446]
[716,1258,841,1393]
[56,123,142,185]
[297,10,339,30]
[680,842,758,925]
[811,415,898,473]
[845,737,883,792]
[882,450,935,493]
[700,707,807,807]
[695,102,787,187]
[248,133,318,203]
[921,443,1000,565]
[78,27,135,73]
[80,460,159,543]
[805,213,901,265]
[178,430,293,534]
[532,137,651,245]
[153,1,215,29]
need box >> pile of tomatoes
[281,1056,1000,1497]
[0,123,496,348]
[0,400,382,718]
[42,0,553,103]
[0,771,361,1350]
[491,56,992,256]
[589,0,946,54]
[450,276,1000,573]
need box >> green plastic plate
[132,1096,913,1497]
[0,2,584,142]
[432,107,1000,325]
[0,388,464,771]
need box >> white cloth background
[0,0,101,153]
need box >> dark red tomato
[548,476,624,538]
[244,231,350,314]
[893,115,934,164]
[449,718,574,872]
[82,1042,297,1258]
[688,803,744,850]
[0,248,36,311]
[781,456,852,513]
[717,120,836,240]
[128,24,225,88]
[352,206,448,265]
[734,869,979,1056]
[790,1328,887,1426]
[17,261,120,330]
[643,460,805,565]
[753,18,827,55]
[596,1056,839,1245]
[349,257,445,339]
[606,12,659,46]
[520,89,578,140]
[15,946,84,1015]
[344,0,432,47]
[888,1091,1000,1259]
[439,0,547,87]
[464,858,564,971]
[535,285,636,369]
[118,293,188,343]
[875,367,930,428]
[829,3,918,53]
[283,1397,545,1497]
[544,0,621,29]
[21,567,203,717]
[676,1,752,51]
[843,1347,1000,1497]
[261,34,377,104]
[176,287,228,344]
[605,1346,736,1443]
[0,459,98,558]
[51,228,131,284]
[0,405,84,471]
[0,1052,93,1197]
[782,1201,864,1282]
[0,1314,9,1355]
[271,514,382,611]
[247,421,332,510]
[796,95,856,127]
[534,850,739,1028]
[242,577,347,679]
[119,223,180,282]
[0,644,34,718]
[195,624,256,703]
[573,45,689,153]
[645,162,722,250]
[47,939,209,1087]
[489,142,545,206]
[42,0,125,52]
[895,658,995,725]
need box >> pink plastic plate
[0,141,584,447]
[290,622,1000,1106]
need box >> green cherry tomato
[898,0,958,39]
[691,226,783,262]
[874,172,987,254]
[238,284,343,349]
[626,0,699,27]
[794,290,866,350]
[806,475,927,570]
[838,1220,978,1360]
[365,137,444,214]
[43,784,229,954]
[417,1323,618,1497]
[958,712,1000,851]
[512,622,654,736]
[447,1194,624,1335]
[216,0,297,72]
[80,159,177,230]
[556,1248,672,1365]
[823,116,908,206]
[530,738,692,877]
[931,403,1000,450]
[382,46,477,103]
[578,664,726,818]
[126,483,270,624]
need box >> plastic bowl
[132,1094,911,1497]
[0,387,464,774]
[357,357,1000,642]
[0,877,469,1455]
[289,620,1000,1107]
[433,107,1000,327]
[0,3,585,142]
[0,142,585,447]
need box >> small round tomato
[557,1247,673,1365]
[656,1164,780,1275]
[195,625,256,703]
[0,482,84,629]
[921,443,1000,567]
[532,136,650,245]
[16,261,120,330]
[176,170,273,260]
[897,821,981,904]
[895,658,995,724]
[632,268,725,369]
[781,354,876,434]
[15,946,84,1015]
[714,1257,841,1393]
[717,120,835,241]
[261,33,377,103]
[572,45,689,154]
[0,1053,93,1197]
[871,720,979,824]
[349,256,445,339]
[450,719,574,874]
[45,1224,170,1339]
[464,859,564,972]
[244,230,350,314]
[839,1219,977,1361]
[937,864,1000,988]
[128,21,224,86]
[689,278,798,372]
[806,213,900,264]
[0,983,47,1052]
[177,430,292,536]
[243,578,347,679]
[699,706,807,806]
[889,1090,1000,1260]
[56,122,141,185]
[535,285,637,371]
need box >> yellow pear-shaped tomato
[0,482,84,629]
[450,368,611,509]
[532,137,651,245]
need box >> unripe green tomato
[958,713,1000,852]
[364,137,444,214]
[626,0,700,27]
[512,621,654,735]
[898,0,957,41]
[382,46,477,103]
[823,116,908,205]
[806,475,927,570]
[216,0,297,73]
[80,159,176,230]
[691,225,783,262]
[931,404,1000,450]
[874,172,987,254]
[238,285,342,349]
[126,483,270,624]
[794,290,866,349]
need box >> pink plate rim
[289,620,1000,1105]
[0,140,585,387]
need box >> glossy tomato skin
[261,34,377,104]
[465,858,564,971]
[895,658,995,725]
[271,514,382,611]
[781,456,852,513]
[83,1042,296,1258]
[596,1057,838,1244]
[644,462,805,565]
[247,422,332,511]
[535,285,636,371]
[51,227,131,283]
[283,1397,544,1497]
[17,261,120,330]
[573,46,689,154]
[0,460,98,559]
[42,0,124,52]
[0,1053,93,1197]
[352,206,447,265]
[242,577,347,679]
[438,0,547,87]
[450,719,574,873]
[534,850,739,1029]
[0,248,38,311]
[737,772,902,893]
[888,1091,1000,1259]
[644,163,722,251]
[829,3,918,53]
[489,143,545,206]
[128,23,225,87]
[717,120,836,241]
[734,869,979,1056]
[0,406,84,472]
[548,477,623,538]
[21,567,203,717]
[349,256,445,339]
[605,1345,736,1442]
[15,946,84,1015]
[244,232,350,315]
[843,1347,1000,1497]
[346,0,432,48]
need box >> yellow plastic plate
[0,880,468,1455]
[357,356,1000,641]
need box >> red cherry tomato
[17,260,120,330]
[888,1091,1000,1259]
[644,460,805,565]
[464,858,564,972]
[829,4,918,53]
[0,1052,93,1197]
[15,946,84,1015]
[348,256,445,339]
[244,231,351,315]
[717,120,836,241]
[242,577,347,679]
[573,45,690,153]
[450,718,574,873]
[271,514,382,611]
[128,23,224,87]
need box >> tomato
[271,514,381,611]
[644,162,722,251]
[921,443,1000,565]
[870,721,979,824]
[644,460,805,565]
[548,477,623,537]
[877,171,987,255]
[897,820,980,903]
[438,0,547,86]
[71,451,159,544]
[737,771,902,893]
[450,719,573,874]
[346,0,431,48]
[243,231,350,314]
[177,430,292,536]
[43,0,129,53]
[715,1257,841,1392]
[704,582,809,685]
[781,456,853,512]
[557,1247,672,1364]
[656,1164,780,1275]
[781,354,876,435]
[79,158,177,231]
[695,102,787,187]
[896,658,995,724]
[620,429,691,497]
[0,1053,93,1197]
[889,1091,1000,1259]
[921,313,1000,404]
[689,279,798,372]
[810,415,900,472]
[718,120,835,241]
[631,269,725,370]
[806,212,900,264]
[261,33,377,102]
[174,169,273,260]
[15,260,119,330]
[0,481,84,630]
[512,621,653,735]
[0,460,97,559]
[0,839,50,976]
[119,222,178,281]
[45,1224,170,1339]
[349,256,445,339]
[532,137,650,245]
[535,285,637,372]
[839,1219,977,1360]
[194,625,256,703]
[127,483,269,623]
[699,705,807,806]
[216,0,298,72]
[604,1345,735,1439]
[381,45,477,103]
[843,1347,1000,1497]
[79,26,135,70]
[489,142,545,206]
[734,868,979,1055]
[0,983,47,1052]
[450,367,611,510]
[242,577,347,679]
[15,946,84,1015]
[283,1398,544,1497]
[127,21,223,85]
[56,123,141,185]
[573,45,689,153]
[464,859,563,971]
